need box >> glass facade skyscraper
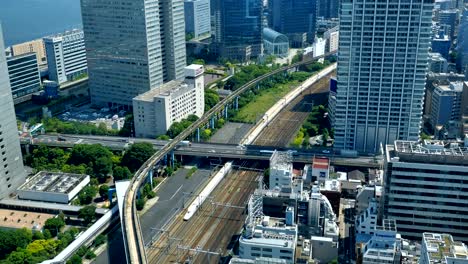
[213,0,263,60]
[331,0,433,153]
[269,0,318,43]
[81,0,186,107]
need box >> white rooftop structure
[240,216,297,264]
[18,171,90,204]
[420,233,468,264]
[269,151,294,191]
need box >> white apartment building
[44,29,87,84]
[384,140,468,241]
[239,216,297,264]
[420,233,468,264]
[332,0,432,152]
[356,199,378,236]
[133,65,204,138]
[362,220,401,264]
[269,151,293,191]
[312,38,326,59]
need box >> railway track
[146,161,261,263]
[253,71,335,147]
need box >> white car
[322,150,331,154]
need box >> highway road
[24,134,382,168]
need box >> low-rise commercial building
[428,52,448,73]
[6,53,41,101]
[18,171,90,204]
[383,140,468,241]
[133,64,204,138]
[239,216,297,263]
[324,26,339,53]
[420,233,468,264]
[312,157,329,183]
[44,29,87,84]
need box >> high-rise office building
[317,0,339,19]
[269,0,317,46]
[184,0,211,39]
[0,23,26,199]
[80,0,186,108]
[212,0,263,61]
[44,29,87,85]
[384,140,468,241]
[331,0,433,153]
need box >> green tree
[136,198,146,211]
[186,114,199,122]
[118,114,134,137]
[78,205,96,225]
[200,129,212,141]
[205,89,220,111]
[167,122,185,138]
[215,118,225,129]
[99,185,110,200]
[164,167,174,176]
[121,143,155,172]
[156,134,170,140]
[67,254,82,264]
[43,229,52,240]
[421,132,431,140]
[113,166,133,181]
[0,228,33,259]
[44,217,65,237]
[192,59,205,65]
[69,144,113,180]
[93,235,107,247]
[32,230,44,241]
[78,185,98,205]
[3,249,32,264]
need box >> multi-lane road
[24,134,381,168]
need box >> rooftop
[388,140,468,165]
[270,151,293,171]
[423,233,468,263]
[434,81,464,93]
[242,216,297,249]
[312,157,329,169]
[18,171,89,194]
[323,180,341,192]
[133,80,192,101]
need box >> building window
[251,253,261,257]
[262,248,272,252]
[252,247,261,251]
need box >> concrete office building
[6,53,41,100]
[44,29,87,85]
[212,0,263,61]
[420,233,468,264]
[429,82,464,128]
[184,0,211,39]
[0,24,26,199]
[81,0,187,107]
[383,140,468,241]
[332,0,432,153]
[268,0,317,47]
[10,39,46,66]
[133,65,204,138]
[269,151,293,191]
[428,52,448,73]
